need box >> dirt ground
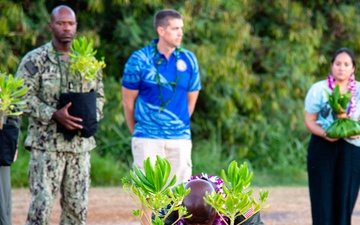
[12,187,360,225]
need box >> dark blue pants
[307,135,360,225]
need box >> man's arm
[122,87,139,134]
[15,57,57,124]
[188,90,199,117]
[95,69,105,121]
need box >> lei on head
[176,173,228,225]
[327,73,357,117]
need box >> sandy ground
[12,187,360,225]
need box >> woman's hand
[348,135,360,140]
[323,133,340,142]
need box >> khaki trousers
[132,137,192,185]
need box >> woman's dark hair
[331,47,356,69]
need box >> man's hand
[13,150,18,162]
[52,102,83,130]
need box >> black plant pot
[0,124,19,166]
[57,90,98,141]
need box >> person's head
[182,179,217,225]
[154,9,183,48]
[330,47,356,83]
[48,5,77,46]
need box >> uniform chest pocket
[39,72,61,106]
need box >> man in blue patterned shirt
[122,8,201,189]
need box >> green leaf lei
[152,42,183,111]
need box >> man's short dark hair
[154,9,182,31]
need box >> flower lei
[327,73,357,117]
[176,173,228,225]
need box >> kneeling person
[164,178,264,225]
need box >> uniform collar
[46,41,68,65]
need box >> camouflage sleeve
[15,55,57,124]
[95,69,105,121]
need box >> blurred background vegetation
[2,0,360,187]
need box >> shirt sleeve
[122,50,143,90]
[186,51,201,92]
[304,81,327,114]
[15,55,57,124]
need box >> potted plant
[0,72,27,166]
[203,161,269,225]
[56,36,106,141]
[122,155,191,225]
[123,156,269,225]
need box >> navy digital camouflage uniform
[15,41,105,225]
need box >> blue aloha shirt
[122,39,201,140]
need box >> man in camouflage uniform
[15,5,104,225]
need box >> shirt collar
[151,38,183,59]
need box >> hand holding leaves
[325,84,360,138]
[327,84,351,117]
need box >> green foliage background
[2,0,360,186]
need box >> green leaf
[327,84,350,115]
[0,72,28,129]
[69,36,106,82]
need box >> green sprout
[122,155,191,225]
[0,73,27,129]
[204,161,269,225]
[326,84,351,116]
[68,36,106,89]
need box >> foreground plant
[68,36,106,84]
[123,156,269,225]
[122,155,191,225]
[0,73,27,129]
[204,161,269,225]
